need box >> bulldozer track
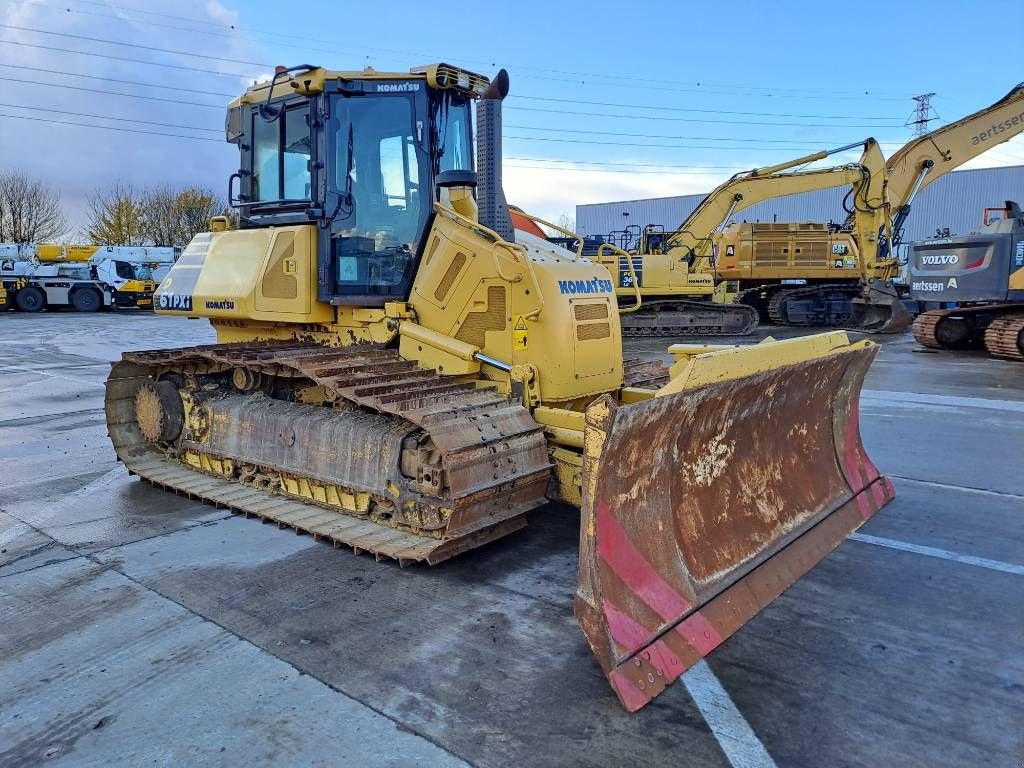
[620,299,758,337]
[911,310,948,349]
[105,341,552,565]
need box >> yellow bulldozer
[105,64,894,711]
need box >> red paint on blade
[597,500,692,620]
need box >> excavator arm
[884,82,1024,246]
[664,139,885,267]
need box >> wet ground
[1,312,1021,767]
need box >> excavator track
[105,341,552,565]
[912,305,1024,352]
[735,284,784,323]
[620,299,758,337]
[984,314,1024,360]
[767,283,860,327]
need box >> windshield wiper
[323,122,355,230]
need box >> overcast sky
[1,0,1022,234]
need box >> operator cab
[228,66,480,307]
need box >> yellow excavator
[104,64,894,711]
[615,138,903,330]
[715,81,1024,331]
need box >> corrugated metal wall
[576,165,1024,246]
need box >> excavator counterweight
[104,63,894,711]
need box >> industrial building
[576,164,1024,251]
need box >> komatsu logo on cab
[376,82,420,92]
[558,277,614,295]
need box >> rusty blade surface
[575,343,895,711]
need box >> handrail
[510,209,584,260]
[596,243,642,314]
[433,202,545,319]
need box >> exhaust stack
[476,69,514,241]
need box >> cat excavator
[716,80,1024,331]
[104,64,894,711]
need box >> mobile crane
[104,63,893,711]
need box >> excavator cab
[114,64,895,712]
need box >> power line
[0,101,220,132]
[505,135,876,152]
[507,157,745,170]
[0,17,914,126]
[0,111,222,141]
[0,23,268,73]
[0,0,913,100]
[504,124,892,146]
[0,62,237,97]
[0,39,251,78]
[509,95,902,121]
[0,76,224,109]
[28,0,914,100]
[509,106,907,129]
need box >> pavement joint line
[0,364,106,385]
[681,660,778,768]
[0,522,33,547]
[0,510,471,765]
[890,474,1024,500]
[849,533,1024,576]
[860,389,1024,414]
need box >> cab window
[252,106,311,202]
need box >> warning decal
[513,314,528,350]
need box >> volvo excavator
[911,201,1024,360]
[716,81,1024,331]
[104,64,894,711]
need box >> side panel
[155,226,332,323]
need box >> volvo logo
[919,254,959,266]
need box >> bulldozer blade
[849,279,914,334]
[575,337,894,711]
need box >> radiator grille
[574,302,609,321]
[577,322,611,341]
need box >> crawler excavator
[620,138,902,330]
[104,64,894,711]
[580,142,881,337]
[911,201,1024,360]
[716,81,1024,331]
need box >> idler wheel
[135,380,185,443]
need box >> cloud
[502,162,737,226]
[0,0,264,234]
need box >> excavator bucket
[575,332,894,711]
[849,278,914,334]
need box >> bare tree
[141,186,227,246]
[85,184,147,246]
[140,186,181,248]
[174,187,224,245]
[0,171,67,243]
[556,213,576,232]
